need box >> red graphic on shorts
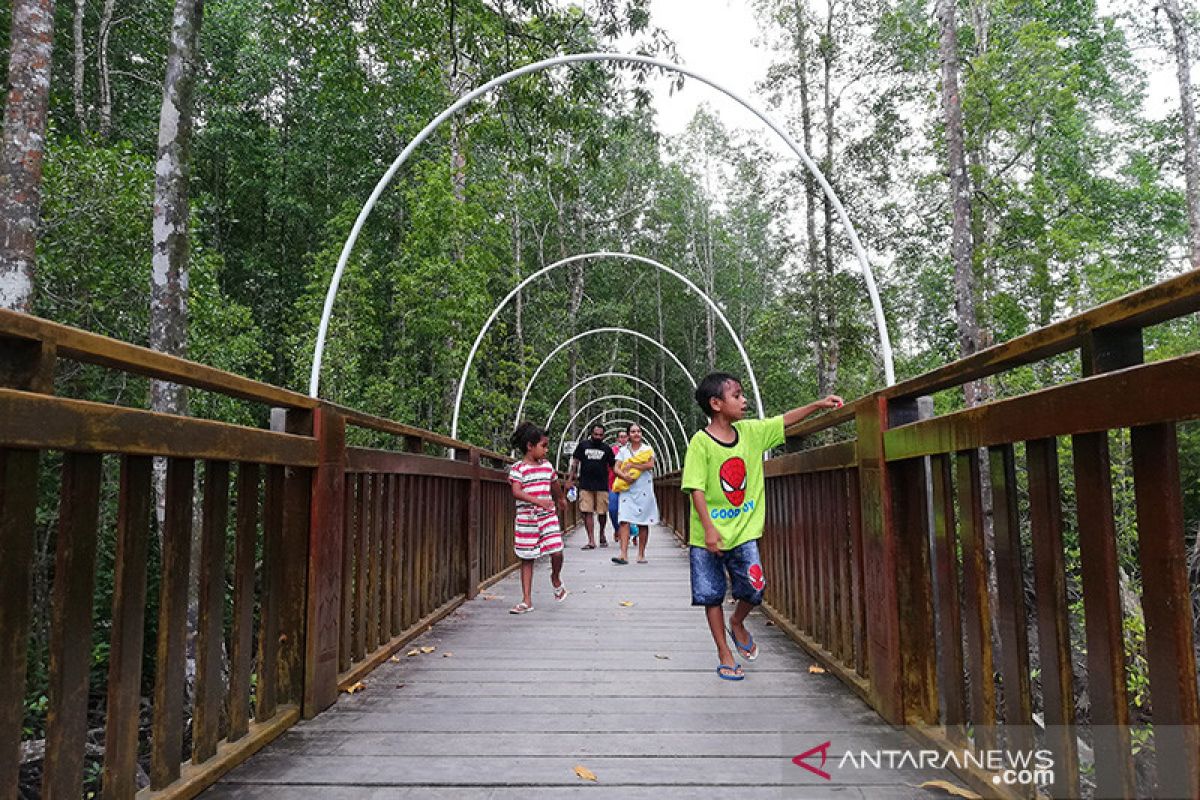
[718,457,747,507]
[793,740,832,780]
[748,563,765,591]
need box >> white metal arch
[560,412,673,473]
[513,326,697,428]
[553,398,679,471]
[451,252,760,444]
[553,396,680,470]
[309,51,895,410]
[545,371,689,448]
[564,415,669,473]
[551,395,682,470]
[567,413,669,470]
[556,408,676,475]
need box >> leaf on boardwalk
[406,648,421,657]
[443,652,454,658]
[654,654,670,660]
[808,665,826,674]
[574,764,598,782]
[764,620,776,626]
[619,601,634,607]
[389,655,402,663]
[420,646,436,654]
[917,780,981,799]
[343,681,366,694]
[481,594,500,601]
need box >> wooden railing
[0,309,546,800]
[657,269,1200,799]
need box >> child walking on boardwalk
[508,421,569,614]
[681,373,842,680]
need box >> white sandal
[554,585,570,602]
[509,602,534,614]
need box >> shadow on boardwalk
[207,525,959,799]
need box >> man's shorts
[689,540,766,606]
[607,489,620,522]
[578,489,608,513]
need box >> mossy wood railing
[0,309,576,800]
[657,269,1200,799]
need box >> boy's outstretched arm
[690,489,722,554]
[781,395,844,428]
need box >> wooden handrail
[0,308,318,410]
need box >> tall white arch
[450,252,760,444]
[553,397,680,469]
[562,415,669,472]
[553,397,679,471]
[561,412,674,473]
[557,405,676,473]
[545,371,689,447]
[309,51,895,410]
[514,326,697,428]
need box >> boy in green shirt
[681,372,842,680]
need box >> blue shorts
[689,540,766,607]
[607,490,620,521]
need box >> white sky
[632,0,1179,141]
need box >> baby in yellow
[611,446,653,492]
[682,372,842,681]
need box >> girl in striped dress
[508,422,569,614]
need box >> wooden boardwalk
[207,525,961,799]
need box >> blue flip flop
[729,628,758,662]
[716,663,744,681]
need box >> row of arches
[306,52,900,453]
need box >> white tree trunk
[150,0,202,413]
[0,0,56,312]
[98,0,115,138]
[1161,0,1200,269]
[73,0,87,131]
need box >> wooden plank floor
[207,525,963,799]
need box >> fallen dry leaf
[343,681,366,694]
[619,601,634,607]
[389,655,402,663]
[406,648,421,657]
[420,646,436,654]
[654,654,670,660]
[481,594,499,601]
[764,620,776,627]
[443,652,454,658]
[808,665,826,674]
[574,764,598,782]
[917,780,981,799]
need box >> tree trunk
[98,0,115,137]
[1161,0,1200,269]
[0,0,56,312]
[72,0,86,132]
[150,0,202,412]
[512,202,524,370]
[938,0,981,394]
[820,0,839,396]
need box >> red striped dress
[508,458,564,559]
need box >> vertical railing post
[466,448,481,599]
[854,392,903,723]
[0,336,55,796]
[304,404,345,718]
[270,407,314,708]
[855,392,937,725]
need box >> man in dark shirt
[566,424,616,549]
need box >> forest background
[2,0,1200,794]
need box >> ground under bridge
[2,269,1200,798]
